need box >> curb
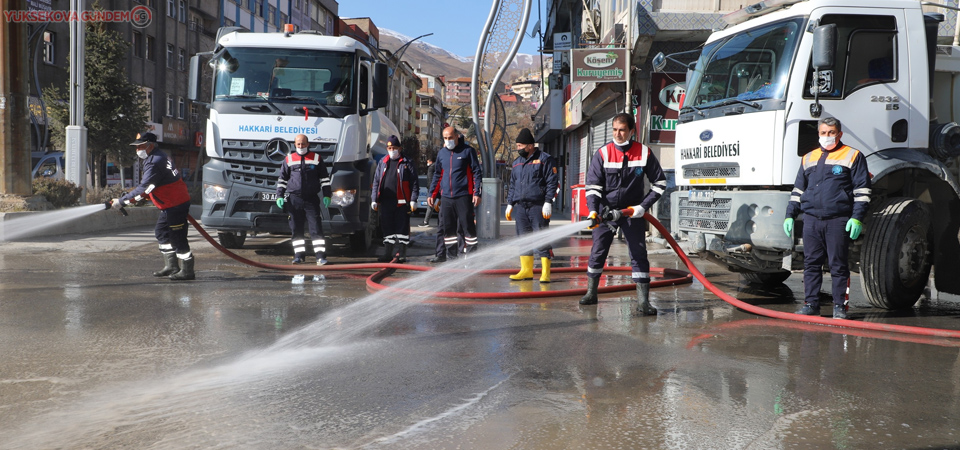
[0,204,203,240]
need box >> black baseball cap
[130,132,158,145]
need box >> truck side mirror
[188,55,201,101]
[812,24,837,70]
[371,62,389,110]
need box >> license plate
[258,192,278,201]
[688,190,714,202]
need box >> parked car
[31,152,64,180]
[416,175,429,216]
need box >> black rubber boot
[396,243,407,263]
[153,252,179,277]
[170,257,195,281]
[378,243,395,263]
[579,276,600,305]
[636,282,657,316]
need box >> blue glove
[845,218,863,240]
[783,218,794,237]
[276,198,285,209]
[323,196,331,208]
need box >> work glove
[323,197,331,208]
[628,204,645,219]
[276,198,285,209]
[783,218,794,237]
[505,204,513,221]
[111,198,124,210]
[845,218,863,240]
[586,211,600,230]
[542,202,552,220]
[371,202,378,211]
[410,203,417,213]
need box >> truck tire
[860,198,932,309]
[349,210,379,253]
[741,270,791,286]
[217,231,247,249]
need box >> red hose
[188,214,960,339]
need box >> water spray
[104,199,128,216]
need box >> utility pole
[0,0,32,195]
[65,0,87,202]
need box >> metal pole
[471,0,500,167]
[65,0,87,200]
[482,0,532,166]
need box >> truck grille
[682,163,740,179]
[677,198,732,231]
[220,139,337,189]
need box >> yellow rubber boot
[539,257,552,283]
[509,255,535,280]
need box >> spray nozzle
[105,200,128,216]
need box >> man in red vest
[112,132,196,280]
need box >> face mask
[388,150,400,160]
[613,138,630,147]
[296,146,308,155]
[518,149,528,158]
[136,150,148,159]
[819,135,837,149]
[444,139,457,150]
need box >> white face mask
[444,139,457,150]
[613,138,630,147]
[136,150,148,159]
[388,150,400,160]
[819,135,837,149]
[295,146,308,155]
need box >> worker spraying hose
[580,112,668,315]
[110,131,196,281]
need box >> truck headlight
[203,184,227,202]
[331,189,356,206]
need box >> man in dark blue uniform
[427,126,483,259]
[785,117,871,319]
[505,128,559,283]
[275,133,332,265]
[372,135,419,263]
[579,113,667,315]
[111,132,195,280]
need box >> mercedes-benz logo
[265,138,291,162]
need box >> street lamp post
[387,33,433,78]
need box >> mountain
[379,28,549,82]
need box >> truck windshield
[213,47,355,109]
[684,18,804,109]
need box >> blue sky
[338,0,547,58]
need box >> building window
[281,13,288,27]
[146,35,155,61]
[178,0,186,23]
[132,31,142,59]
[167,0,175,18]
[142,87,154,122]
[190,103,202,123]
[166,94,173,117]
[166,43,174,68]
[42,31,55,64]
[178,97,185,119]
[247,0,254,11]
[178,47,185,71]
[269,6,277,27]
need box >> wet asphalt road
[2,216,960,449]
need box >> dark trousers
[380,203,411,246]
[441,195,477,258]
[514,202,551,258]
[587,216,650,283]
[156,202,191,255]
[287,195,325,257]
[434,204,464,258]
[802,215,849,306]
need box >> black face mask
[518,150,528,158]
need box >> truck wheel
[741,270,791,286]
[860,198,932,309]
[217,231,247,249]
[350,211,379,253]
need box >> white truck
[188,27,397,251]
[657,0,960,309]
